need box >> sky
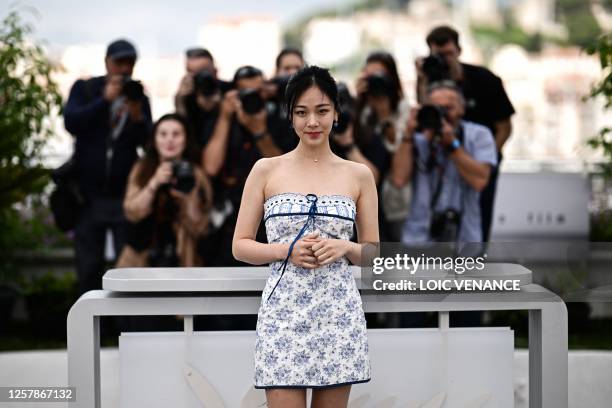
[2,0,354,57]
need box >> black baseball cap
[106,39,137,60]
[233,65,263,83]
[186,47,214,61]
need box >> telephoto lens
[193,70,219,97]
[421,53,451,82]
[239,88,265,114]
[365,73,395,97]
[121,77,145,101]
[270,74,290,100]
[416,104,447,134]
[430,209,461,242]
[171,160,196,194]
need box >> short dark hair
[284,65,339,121]
[275,47,303,70]
[186,47,214,61]
[233,65,263,84]
[426,25,461,48]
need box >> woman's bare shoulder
[337,157,372,180]
[248,155,292,190]
[252,153,294,174]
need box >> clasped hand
[289,231,349,269]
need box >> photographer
[262,48,305,153]
[202,65,284,265]
[116,113,212,267]
[63,38,152,295]
[174,48,231,149]
[416,25,515,242]
[275,47,304,77]
[396,82,496,245]
[338,51,411,240]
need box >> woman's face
[154,119,186,161]
[291,85,338,147]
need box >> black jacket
[64,76,152,198]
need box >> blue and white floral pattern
[254,192,371,388]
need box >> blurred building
[197,16,281,79]
[461,0,503,27]
[512,0,567,38]
[303,1,482,101]
[491,45,608,163]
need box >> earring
[333,121,338,128]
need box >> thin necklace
[297,151,329,163]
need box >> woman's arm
[202,91,237,176]
[123,162,158,223]
[346,163,379,265]
[232,158,289,265]
[176,168,214,237]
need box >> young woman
[116,113,213,267]
[232,66,379,408]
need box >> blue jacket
[64,76,152,198]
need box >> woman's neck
[293,141,334,163]
[160,155,179,162]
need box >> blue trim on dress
[254,377,371,390]
[264,212,355,223]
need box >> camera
[148,242,179,267]
[193,70,219,97]
[422,53,451,83]
[239,88,265,114]
[416,104,448,135]
[269,74,291,101]
[171,160,196,194]
[430,209,461,242]
[121,76,145,101]
[365,73,395,97]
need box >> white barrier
[66,264,568,407]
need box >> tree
[557,0,603,48]
[0,10,63,278]
[586,33,612,241]
[586,33,612,177]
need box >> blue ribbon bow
[267,193,319,301]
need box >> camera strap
[104,96,129,193]
[428,123,465,213]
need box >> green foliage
[20,271,76,296]
[0,10,64,282]
[557,0,603,48]
[586,33,612,241]
[472,23,539,53]
[591,210,612,241]
[586,33,612,178]
[0,10,62,210]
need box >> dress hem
[254,377,371,390]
